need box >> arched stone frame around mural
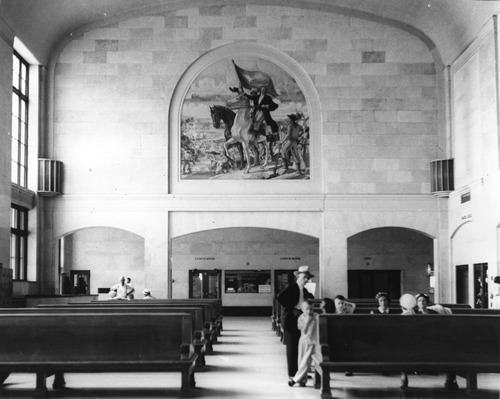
[168,42,323,194]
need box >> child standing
[288,299,321,387]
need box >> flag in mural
[232,60,278,97]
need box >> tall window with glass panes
[11,51,29,280]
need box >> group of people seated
[108,276,155,300]
[317,291,450,316]
[278,265,459,391]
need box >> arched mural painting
[180,57,310,180]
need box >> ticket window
[189,269,221,299]
[224,270,271,294]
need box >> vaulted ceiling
[1,0,500,66]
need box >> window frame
[10,204,29,281]
[11,50,30,188]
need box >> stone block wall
[53,4,438,196]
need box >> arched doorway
[347,227,433,301]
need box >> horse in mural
[209,105,245,170]
[223,92,269,173]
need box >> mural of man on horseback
[180,56,309,180]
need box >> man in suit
[247,86,279,135]
[229,86,279,135]
[276,266,315,382]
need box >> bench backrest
[40,301,214,326]
[349,302,471,309]
[0,312,192,364]
[89,300,219,323]
[351,307,500,314]
[449,308,500,315]
[27,305,205,332]
[319,314,500,366]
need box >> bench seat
[33,304,210,366]
[319,314,500,398]
[0,312,198,394]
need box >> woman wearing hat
[415,293,438,314]
[276,265,315,382]
[400,293,457,390]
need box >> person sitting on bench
[400,293,458,390]
[109,276,133,300]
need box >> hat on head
[415,293,430,302]
[287,113,299,122]
[375,291,390,301]
[294,265,314,278]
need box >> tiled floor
[1,316,499,398]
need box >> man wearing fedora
[276,265,315,382]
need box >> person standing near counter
[276,265,315,383]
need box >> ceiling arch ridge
[44,0,444,160]
[46,0,444,78]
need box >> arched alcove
[59,227,145,296]
[450,221,490,307]
[347,227,433,300]
[171,227,319,314]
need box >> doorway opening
[456,264,469,304]
[347,227,433,300]
[474,263,488,308]
[69,270,90,295]
[189,269,221,299]
[348,270,401,300]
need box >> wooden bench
[318,314,500,398]
[82,300,219,348]
[0,312,197,394]
[352,307,499,314]
[33,305,209,367]
[447,308,500,315]
[272,299,285,342]
[91,299,223,338]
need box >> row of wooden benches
[271,297,500,397]
[0,298,223,395]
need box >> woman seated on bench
[400,293,458,390]
[370,292,400,314]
